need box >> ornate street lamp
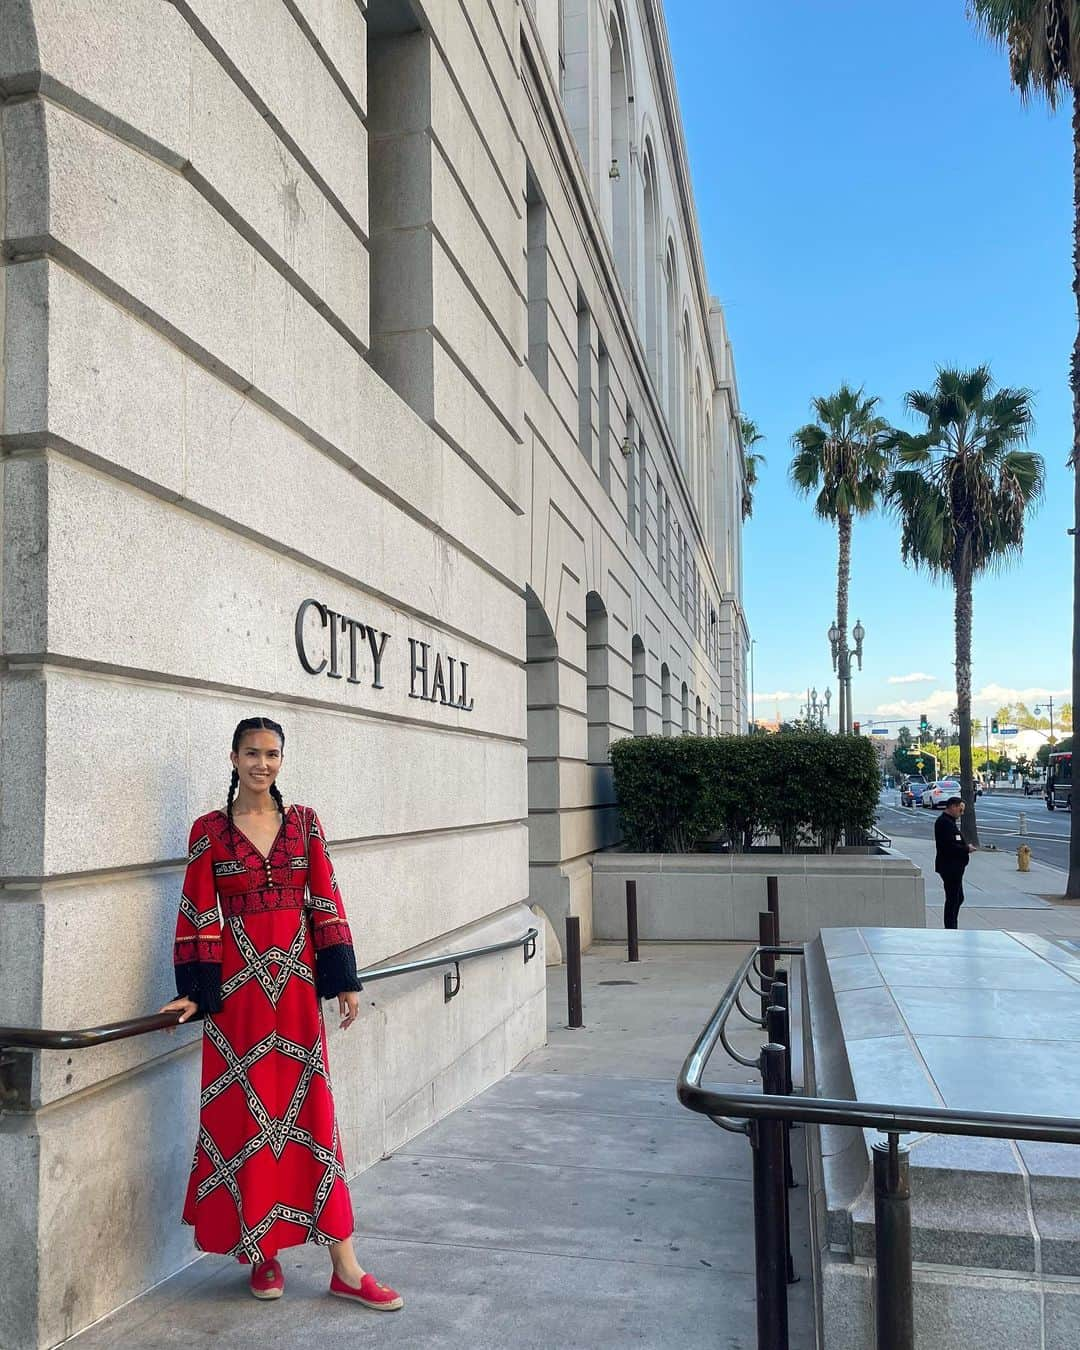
[827,619,867,733]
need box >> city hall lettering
[294,598,475,711]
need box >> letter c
[295,599,328,675]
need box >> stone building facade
[0,1,748,1344]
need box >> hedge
[609,732,881,854]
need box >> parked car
[918,781,939,808]
[901,778,926,807]
[924,779,962,809]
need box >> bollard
[767,874,780,935]
[625,879,640,963]
[752,1044,790,1350]
[565,916,583,1029]
[1017,844,1032,873]
[873,1133,914,1350]
[1019,811,1028,836]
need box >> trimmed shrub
[610,732,880,853]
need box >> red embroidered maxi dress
[172,804,362,1262]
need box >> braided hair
[227,717,287,848]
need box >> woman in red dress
[159,717,402,1309]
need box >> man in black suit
[934,796,976,929]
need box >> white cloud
[756,690,799,704]
[887,672,936,685]
[874,690,958,719]
[873,683,1069,723]
[973,683,1068,708]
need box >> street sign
[998,726,1019,736]
[916,758,924,770]
[870,726,889,736]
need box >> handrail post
[765,1004,797,1285]
[565,916,583,1029]
[625,879,640,963]
[771,979,796,1194]
[873,1133,914,1350]
[759,912,777,1019]
[753,1043,789,1350]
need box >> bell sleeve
[307,809,364,999]
[172,818,223,1014]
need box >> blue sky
[666,0,1074,731]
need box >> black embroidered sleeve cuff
[175,961,223,1016]
[315,942,364,999]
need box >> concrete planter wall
[592,849,926,943]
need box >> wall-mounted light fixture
[609,159,620,180]
[620,437,634,457]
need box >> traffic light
[853,721,861,734]
[919,714,929,735]
[991,717,1000,734]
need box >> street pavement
[67,945,813,1350]
[878,788,1072,873]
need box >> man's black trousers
[941,870,966,929]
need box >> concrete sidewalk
[67,945,813,1350]
[889,828,1080,934]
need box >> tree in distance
[790,385,891,733]
[887,366,1044,846]
[967,1,1080,888]
[740,416,767,520]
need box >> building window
[642,144,660,379]
[608,10,631,289]
[661,663,672,736]
[664,244,677,424]
[366,0,428,409]
[627,407,638,537]
[598,340,611,493]
[638,439,649,549]
[526,167,549,390]
[681,681,690,735]
[577,292,593,467]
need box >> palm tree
[888,366,1044,845]
[740,416,767,520]
[790,385,891,732]
[967,1,1080,889]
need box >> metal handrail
[676,941,1080,1146]
[0,926,539,1052]
[676,940,1080,1350]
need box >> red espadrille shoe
[250,1258,284,1300]
[329,1270,403,1311]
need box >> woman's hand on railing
[338,991,359,1031]
[158,996,199,1031]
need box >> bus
[1046,751,1072,811]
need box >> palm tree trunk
[954,556,979,847]
[1068,85,1080,896]
[837,514,851,732]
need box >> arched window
[679,313,691,467]
[607,9,631,289]
[693,368,704,505]
[681,681,690,734]
[641,143,660,378]
[695,695,702,735]
[664,243,678,425]
[632,635,647,735]
[560,0,591,166]
[661,663,673,736]
[707,706,713,736]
